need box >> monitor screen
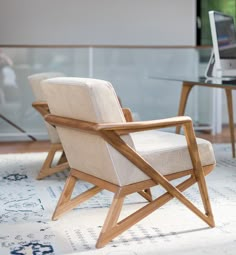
[206,11,236,77]
[212,11,236,59]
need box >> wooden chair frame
[45,113,215,248]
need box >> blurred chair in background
[28,72,69,179]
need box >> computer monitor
[206,11,236,78]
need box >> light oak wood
[45,115,192,134]
[45,113,215,248]
[32,101,50,117]
[225,88,235,158]
[122,108,133,122]
[176,82,194,134]
[183,122,214,219]
[37,143,69,180]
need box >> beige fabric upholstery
[28,72,64,143]
[42,77,216,186]
[131,131,215,175]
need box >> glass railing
[0,46,212,141]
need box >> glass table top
[149,74,236,88]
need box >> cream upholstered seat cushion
[131,130,216,176]
[28,72,64,144]
[42,77,216,186]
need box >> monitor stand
[205,51,216,78]
[205,51,236,79]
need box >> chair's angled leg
[183,122,215,227]
[37,144,59,179]
[58,151,67,164]
[96,190,125,248]
[96,176,196,248]
[52,170,102,220]
[52,172,77,220]
[37,162,69,180]
[37,143,69,180]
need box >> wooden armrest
[45,114,99,133]
[96,116,192,134]
[32,101,50,117]
[45,114,192,135]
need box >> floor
[0,140,51,154]
[0,125,235,154]
[0,143,235,255]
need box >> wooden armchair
[42,77,216,248]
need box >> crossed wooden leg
[37,143,69,180]
[51,164,215,248]
[96,169,214,248]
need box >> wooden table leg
[225,88,235,158]
[176,82,194,134]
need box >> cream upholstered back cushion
[42,77,149,186]
[28,72,64,101]
[28,72,64,143]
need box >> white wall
[0,0,196,46]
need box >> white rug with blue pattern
[0,144,236,255]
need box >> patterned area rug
[0,144,236,255]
